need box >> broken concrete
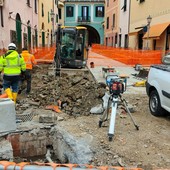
[0,98,16,133]
[0,139,13,160]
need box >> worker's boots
[5,88,17,104]
[12,93,18,104]
[5,88,13,100]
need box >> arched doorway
[16,13,22,53]
[77,25,100,46]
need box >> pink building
[104,0,119,47]
[0,0,38,52]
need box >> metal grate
[16,112,35,122]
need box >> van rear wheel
[149,90,166,117]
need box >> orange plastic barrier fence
[91,44,163,66]
[30,46,56,64]
[0,161,144,170]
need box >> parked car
[146,64,170,116]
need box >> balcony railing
[77,16,91,22]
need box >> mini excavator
[54,24,89,76]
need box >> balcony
[77,16,91,23]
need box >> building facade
[119,0,130,48]
[38,0,59,47]
[104,0,119,47]
[64,0,105,45]
[0,0,39,52]
[129,0,170,51]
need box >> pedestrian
[0,43,26,103]
[20,47,37,94]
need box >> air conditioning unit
[0,0,4,6]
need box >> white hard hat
[8,43,16,50]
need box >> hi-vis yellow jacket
[21,50,37,70]
[0,50,26,76]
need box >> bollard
[90,62,94,68]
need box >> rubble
[16,64,106,116]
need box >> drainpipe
[128,0,131,48]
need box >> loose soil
[16,64,170,170]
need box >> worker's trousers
[24,69,32,94]
[3,75,20,92]
[19,69,32,94]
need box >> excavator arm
[54,24,62,76]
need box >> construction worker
[20,47,37,94]
[0,43,26,103]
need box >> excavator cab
[58,26,89,68]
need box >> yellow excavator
[54,24,89,76]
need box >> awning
[58,1,64,8]
[143,22,170,39]
[128,28,143,36]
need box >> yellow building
[129,0,170,51]
[38,0,58,47]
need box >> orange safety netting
[0,44,164,66]
[0,161,144,170]
[91,44,163,66]
[30,46,56,64]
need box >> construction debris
[16,64,105,116]
[133,80,146,87]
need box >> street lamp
[146,15,152,50]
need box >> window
[107,0,109,7]
[121,0,127,12]
[27,0,30,7]
[42,3,44,17]
[119,34,121,47]
[139,0,145,3]
[0,6,4,27]
[56,14,58,23]
[96,6,104,17]
[124,34,128,48]
[112,14,115,28]
[107,17,109,29]
[115,33,117,45]
[34,0,37,13]
[82,6,89,21]
[48,12,50,23]
[59,8,62,19]
[66,6,73,17]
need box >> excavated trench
[0,64,105,165]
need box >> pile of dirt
[16,64,106,115]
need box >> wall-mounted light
[27,20,31,26]
[9,12,15,19]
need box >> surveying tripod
[99,75,139,141]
